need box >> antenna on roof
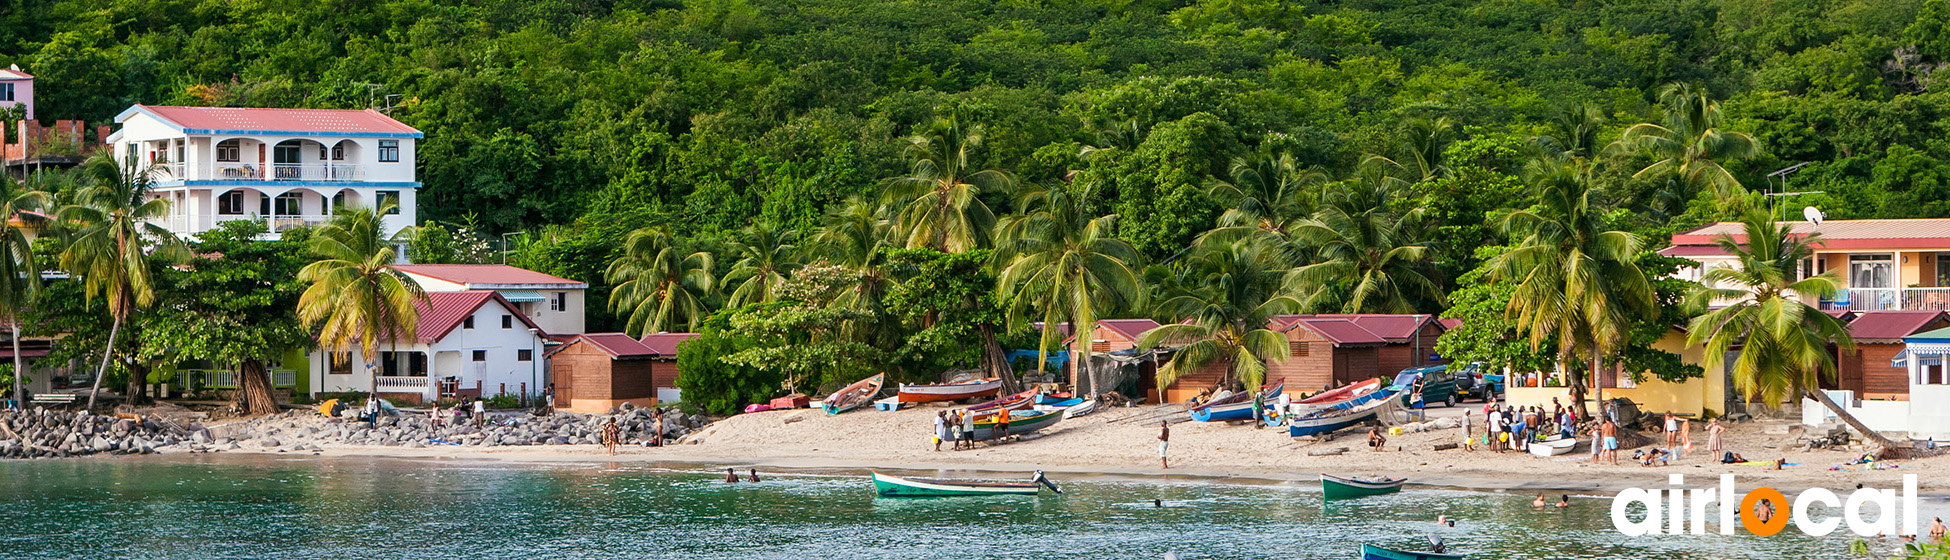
[353,83,401,114]
[1764,162,1819,221]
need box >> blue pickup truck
[1452,362,1504,402]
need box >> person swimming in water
[724,468,739,483]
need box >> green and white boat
[1320,473,1407,500]
[871,471,1062,497]
[968,408,1064,440]
[1360,543,1465,560]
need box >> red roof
[1438,318,1462,331]
[558,333,659,358]
[1097,319,1163,341]
[391,264,585,288]
[1285,318,1388,346]
[127,105,420,136]
[0,69,30,80]
[1272,314,1435,341]
[1666,219,1950,257]
[402,291,544,343]
[639,333,701,355]
[1656,245,1734,257]
[1826,309,1857,322]
[1845,310,1948,342]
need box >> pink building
[0,66,32,120]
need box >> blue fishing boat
[1360,543,1465,560]
[1285,387,1397,437]
[1188,381,1284,422]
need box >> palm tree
[996,181,1144,397]
[1395,116,1459,183]
[607,227,715,336]
[1286,176,1442,314]
[724,223,801,308]
[1535,102,1606,161]
[1487,154,1654,417]
[808,197,893,340]
[60,153,187,410]
[1613,83,1761,211]
[883,114,1013,253]
[0,176,46,409]
[296,204,425,395]
[1137,240,1300,392]
[1204,144,1325,240]
[1686,214,1898,452]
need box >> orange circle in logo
[1741,488,1789,536]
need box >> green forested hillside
[5,0,1947,334]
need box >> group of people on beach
[933,409,980,451]
[424,398,491,430]
[1465,398,1578,453]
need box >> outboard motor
[1032,470,1063,494]
[1427,535,1447,553]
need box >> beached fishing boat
[1320,473,1407,500]
[1062,399,1098,418]
[821,373,885,415]
[1189,381,1285,422]
[1286,389,1396,437]
[968,408,1064,440]
[870,470,1062,497]
[1359,544,1465,560]
[1526,435,1577,457]
[1288,378,1383,415]
[1034,393,1074,405]
[962,389,1039,421]
[1031,397,1084,415]
[896,378,1003,403]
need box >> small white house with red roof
[391,264,588,336]
[309,291,550,403]
[110,104,422,239]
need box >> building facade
[391,264,588,336]
[110,105,421,239]
[308,291,549,403]
[1664,219,1950,312]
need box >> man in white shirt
[472,398,487,427]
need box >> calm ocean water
[0,455,1900,559]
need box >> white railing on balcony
[175,368,299,390]
[1827,287,1950,311]
[375,376,430,390]
[199,162,364,182]
[269,215,330,233]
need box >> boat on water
[1320,473,1406,500]
[962,389,1039,421]
[1189,381,1285,422]
[1526,435,1577,457]
[822,373,885,415]
[968,408,1064,440]
[871,470,1062,497]
[1359,543,1465,560]
[1285,389,1397,437]
[897,378,1003,403]
[1287,378,1383,415]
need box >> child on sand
[1707,418,1725,455]
[601,418,622,455]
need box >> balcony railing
[375,376,430,391]
[193,162,365,182]
[1823,287,1950,311]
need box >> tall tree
[607,227,715,336]
[0,176,46,409]
[59,153,186,410]
[723,223,802,308]
[1137,239,1299,392]
[996,181,1144,397]
[1686,214,1899,452]
[1286,176,1442,314]
[145,221,311,415]
[1204,146,1324,239]
[1487,155,1654,417]
[297,204,425,395]
[883,114,1013,253]
[1613,83,1761,212]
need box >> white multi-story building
[108,105,420,238]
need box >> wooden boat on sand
[1360,543,1465,560]
[897,378,1003,403]
[1526,435,1577,457]
[968,408,1063,440]
[871,470,1062,497]
[1288,378,1383,415]
[961,389,1039,421]
[1285,388,1397,437]
[1189,381,1284,422]
[821,373,885,415]
[1320,473,1407,500]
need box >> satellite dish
[1803,206,1824,226]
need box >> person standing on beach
[1487,407,1503,452]
[1158,421,1171,469]
[601,418,622,455]
[1664,412,1679,449]
[1600,417,1619,465]
[997,406,1012,439]
[949,411,965,450]
[960,409,975,448]
[933,411,948,451]
[542,384,555,416]
[1707,418,1725,455]
[364,397,380,429]
[428,403,443,430]
[1461,410,1475,451]
[472,398,487,427]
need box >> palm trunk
[126,361,148,407]
[84,314,122,411]
[1806,387,1903,456]
[235,358,277,416]
[10,317,21,410]
[1587,344,1603,421]
[1077,329,1097,398]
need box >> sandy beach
[195,402,1948,496]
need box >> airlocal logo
[1611,474,1918,537]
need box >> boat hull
[897,379,1003,403]
[1289,378,1383,415]
[1527,435,1577,457]
[969,409,1063,440]
[1189,400,1261,422]
[1320,473,1406,500]
[1360,544,1466,560]
[1285,389,1395,436]
[822,373,885,415]
[872,472,1041,497]
[961,389,1039,421]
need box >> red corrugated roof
[564,333,659,358]
[1669,219,1950,254]
[132,105,419,135]
[391,264,585,287]
[1096,319,1163,341]
[403,291,544,343]
[1272,314,1434,341]
[1846,310,1948,342]
[0,69,31,80]
[1657,245,1734,257]
[1286,318,1388,346]
[1438,318,1462,331]
[639,333,701,355]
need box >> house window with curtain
[218,191,245,215]
[378,140,399,162]
[274,192,303,215]
[216,140,241,162]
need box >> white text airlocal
[1610,474,1919,537]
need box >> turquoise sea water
[0,455,1904,559]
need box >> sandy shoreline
[150,402,1950,497]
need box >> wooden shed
[1275,314,1447,378]
[1268,317,1388,395]
[547,334,661,413]
[1832,310,1950,399]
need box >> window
[550,292,567,312]
[472,350,487,362]
[501,315,513,329]
[463,316,474,329]
[175,143,184,164]
[380,351,401,376]
[329,354,352,375]
[518,349,533,362]
[318,144,329,160]
[1288,341,1310,357]
[332,143,345,161]
[274,192,303,215]
[259,194,271,217]
[216,140,241,163]
[218,191,245,215]
[0,83,13,102]
[1850,254,1894,289]
[377,191,400,215]
[378,140,399,162]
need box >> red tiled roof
[1272,314,1434,341]
[561,333,660,358]
[1656,245,1734,257]
[1096,319,1163,341]
[1438,318,1462,331]
[0,69,30,80]
[1285,318,1388,346]
[639,332,701,355]
[1826,309,1857,322]
[1846,310,1948,342]
[391,264,586,288]
[128,105,420,135]
[403,291,544,343]
[1668,219,1950,255]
